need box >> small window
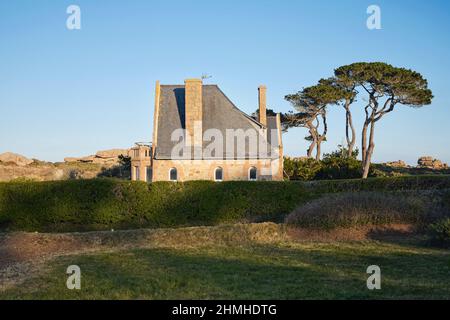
[147,167,152,182]
[249,167,257,181]
[169,168,177,181]
[135,166,140,181]
[214,167,223,181]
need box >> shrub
[316,149,362,180]
[428,218,450,248]
[442,189,450,208]
[284,157,322,181]
[1,175,450,232]
[284,145,449,181]
[285,191,445,230]
[0,179,310,232]
[284,146,380,180]
[305,175,450,194]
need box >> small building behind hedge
[131,78,284,182]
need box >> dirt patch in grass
[287,223,418,242]
[0,233,82,267]
[0,223,286,265]
[0,223,287,290]
[0,222,428,292]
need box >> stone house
[130,78,283,182]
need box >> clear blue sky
[1,0,449,164]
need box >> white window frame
[214,167,223,182]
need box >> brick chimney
[185,78,203,146]
[258,85,267,126]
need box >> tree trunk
[361,100,375,166]
[307,140,316,158]
[306,122,317,158]
[345,110,351,150]
[315,114,327,161]
[316,142,321,161]
[345,103,356,157]
[362,100,377,179]
[361,121,368,165]
[362,120,376,179]
[360,91,395,179]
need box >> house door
[146,167,152,182]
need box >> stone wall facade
[130,144,152,181]
[131,79,284,182]
[152,158,283,182]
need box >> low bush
[428,218,450,248]
[285,191,450,230]
[306,175,450,194]
[284,157,322,181]
[315,151,362,180]
[284,146,449,181]
[284,146,368,181]
[0,179,309,232]
[1,175,449,232]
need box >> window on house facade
[135,166,140,181]
[249,167,257,181]
[214,167,223,181]
[169,168,177,181]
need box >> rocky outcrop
[0,149,130,182]
[385,160,408,168]
[0,163,64,181]
[0,152,33,166]
[418,156,448,169]
[64,157,83,163]
[95,149,128,159]
[64,149,129,164]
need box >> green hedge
[1,175,449,232]
[304,175,450,193]
[428,218,450,248]
[0,179,309,232]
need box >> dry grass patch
[285,191,448,230]
[287,224,417,242]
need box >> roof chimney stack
[185,79,203,147]
[258,85,267,126]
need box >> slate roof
[154,84,281,160]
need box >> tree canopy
[284,81,348,159]
[282,62,433,178]
[334,62,433,178]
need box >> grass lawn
[2,240,449,299]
